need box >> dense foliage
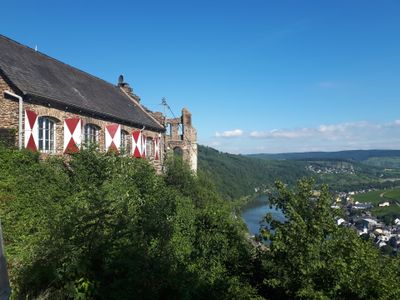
[248,149,400,162]
[0,146,258,299]
[1,145,400,299]
[256,179,400,299]
[198,146,310,199]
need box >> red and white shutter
[105,123,121,153]
[154,137,160,160]
[64,118,81,154]
[132,129,143,158]
[142,134,147,159]
[24,109,38,151]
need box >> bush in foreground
[256,179,400,299]
[0,148,257,299]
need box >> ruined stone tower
[164,108,197,172]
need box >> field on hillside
[353,190,386,205]
[354,187,400,224]
[383,188,400,201]
[371,205,400,219]
[354,188,400,205]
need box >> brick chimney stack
[117,75,141,103]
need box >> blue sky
[2,0,400,153]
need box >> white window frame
[38,116,56,153]
[84,124,99,145]
[146,137,153,159]
[120,130,130,155]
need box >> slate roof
[0,35,164,132]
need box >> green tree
[257,179,400,299]
[164,156,261,299]
[0,147,259,299]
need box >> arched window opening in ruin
[179,123,184,139]
[173,146,183,157]
[166,123,171,136]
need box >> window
[166,123,171,136]
[121,130,130,154]
[38,116,56,153]
[146,137,153,158]
[179,123,184,139]
[84,124,99,145]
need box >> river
[241,195,285,236]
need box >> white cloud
[249,121,393,141]
[215,129,244,138]
[250,128,313,139]
[206,120,400,154]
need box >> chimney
[117,74,141,103]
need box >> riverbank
[240,195,284,236]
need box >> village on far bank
[332,188,400,255]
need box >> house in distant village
[0,35,197,172]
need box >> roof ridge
[0,34,122,92]
[0,34,164,131]
[120,88,164,129]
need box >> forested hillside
[198,146,400,199]
[198,146,310,199]
[248,149,400,162]
[364,156,400,168]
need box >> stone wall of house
[0,74,164,172]
[0,74,198,174]
[0,76,19,145]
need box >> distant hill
[363,157,400,169]
[248,150,400,162]
[198,146,400,200]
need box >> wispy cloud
[215,129,244,138]
[204,120,400,154]
[250,128,313,139]
[249,121,396,141]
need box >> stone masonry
[0,73,197,173]
[0,74,165,172]
[164,108,198,172]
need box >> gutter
[25,92,165,133]
[118,87,165,131]
[4,90,23,149]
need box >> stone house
[0,34,197,172]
